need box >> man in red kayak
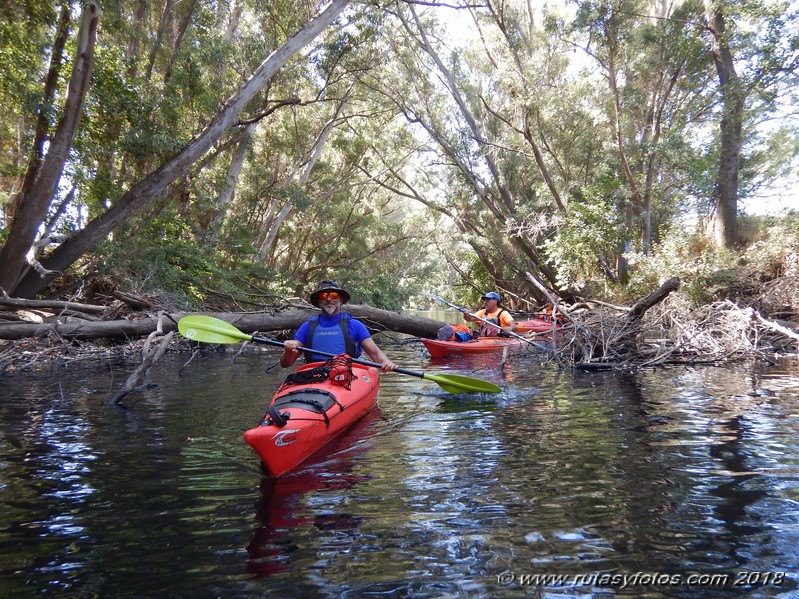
[464,291,518,337]
[280,280,398,373]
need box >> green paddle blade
[178,315,252,344]
[423,372,502,394]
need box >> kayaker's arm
[463,308,483,323]
[361,338,397,373]
[504,316,518,334]
[280,340,304,368]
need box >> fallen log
[752,310,799,343]
[626,277,680,322]
[0,304,447,341]
[0,296,107,314]
[113,290,154,310]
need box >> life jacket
[539,304,568,325]
[304,313,358,362]
[479,309,509,337]
[437,324,476,342]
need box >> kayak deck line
[243,359,380,477]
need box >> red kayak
[420,336,528,358]
[516,318,561,334]
[243,358,380,477]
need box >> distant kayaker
[280,279,398,373]
[464,291,518,337]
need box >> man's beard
[322,303,338,316]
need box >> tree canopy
[1,0,797,310]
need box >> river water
[1,326,799,598]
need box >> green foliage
[458,254,501,306]
[98,217,230,308]
[542,188,627,289]
[274,184,313,212]
[0,3,56,184]
[622,213,799,306]
[345,274,415,312]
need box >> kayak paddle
[423,292,552,351]
[177,315,501,394]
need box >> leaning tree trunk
[257,85,353,262]
[605,15,643,285]
[0,2,98,296]
[209,122,255,243]
[11,0,352,299]
[400,4,561,292]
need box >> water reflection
[709,416,767,534]
[1,351,798,597]
[247,409,380,578]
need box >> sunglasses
[318,291,340,301]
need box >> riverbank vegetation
[1,1,798,373]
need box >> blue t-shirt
[294,313,372,361]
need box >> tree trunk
[0,304,448,341]
[146,0,175,82]
[406,4,515,215]
[0,2,72,230]
[209,122,255,243]
[522,111,567,213]
[11,0,352,299]
[626,276,680,322]
[399,5,562,291]
[125,0,148,77]
[257,88,352,262]
[605,12,643,281]
[163,0,199,84]
[224,0,243,42]
[704,1,742,249]
[0,2,97,296]
[7,4,72,225]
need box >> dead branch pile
[0,324,192,375]
[757,253,799,319]
[552,296,799,370]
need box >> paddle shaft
[178,315,502,393]
[254,335,494,390]
[248,332,407,372]
[424,293,548,348]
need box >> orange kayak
[515,318,562,334]
[243,361,380,477]
[420,336,528,358]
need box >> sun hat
[481,291,501,301]
[309,279,351,307]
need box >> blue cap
[482,292,501,301]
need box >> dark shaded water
[1,339,798,598]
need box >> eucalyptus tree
[363,1,569,304]
[573,0,799,253]
[560,0,717,281]
[701,0,799,248]
[0,0,351,299]
[201,5,443,302]
[0,3,70,226]
[0,2,98,295]
[460,0,624,289]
